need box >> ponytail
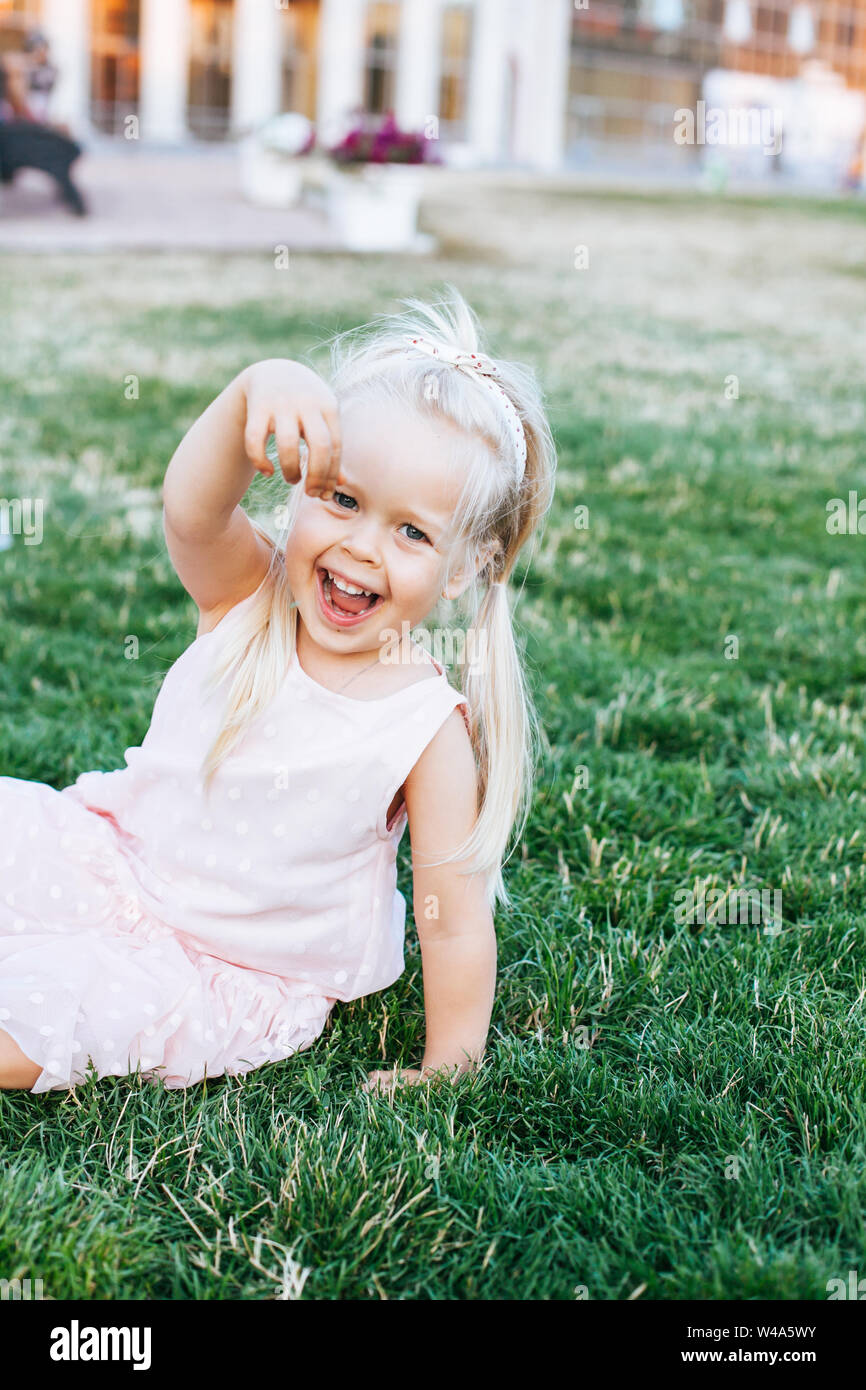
[429,577,540,910]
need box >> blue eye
[329,493,428,543]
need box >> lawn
[1,184,865,1300]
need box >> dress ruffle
[0,778,334,1093]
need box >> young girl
[0,288,555,1095]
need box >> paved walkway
[0,141,348,251]
[0,138,858,254]
[0,140,566,254]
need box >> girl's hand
[240,359,343,499]
[361,1065,468,1094]
[362,1068,425,1094]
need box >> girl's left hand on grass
[361,1065,466,1094]
[362,1068,424,1093]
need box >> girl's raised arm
[162,359,342,632]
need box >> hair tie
[404,335,527,478]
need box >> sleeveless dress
[0,591,469,1093]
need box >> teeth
[326,570,376,598]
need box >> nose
[340,518,385,583]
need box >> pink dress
[0,591,469,1093]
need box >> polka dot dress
[0,592,469,1093]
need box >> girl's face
[284,396,469,662]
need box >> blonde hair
[200,286,556,908]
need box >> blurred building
[0,0,569,167]
[566,0,866,163]
[1,0,865,172]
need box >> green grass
[1,187,865,1300]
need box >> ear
[441,545,499,601]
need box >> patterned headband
[404,335,527,478]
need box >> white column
[139,0,192,143]
[395,0,439,131]
[512,0,571,171]
[41,0,91,136]
[317,0,367,144]
[231,0,284,134]
[504,0,530,165]
[467,0,507,163]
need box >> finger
[244,413,274,475]
[319,403,343,496]
[302,414,339,498]
[273,414,301,484]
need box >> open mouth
[316,567,385,628]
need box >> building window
[0,0,42,19]
[188,0,234,140]
[0,0,42,66]
[567,52,700,153]
[754,4,775,37]
[363,1,399,115]
[90,0,140,135]
[0,0,42,36]
[281,0,319,121]
[438,4,473,140]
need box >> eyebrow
[335,475,446,535]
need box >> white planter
[327,164,425,251]
[239,137,305,208]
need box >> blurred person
[0,61,10,123]
[0,51,33,122]
[0,33,68,135]
[0,29,79,210]
[23,29,58,125]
